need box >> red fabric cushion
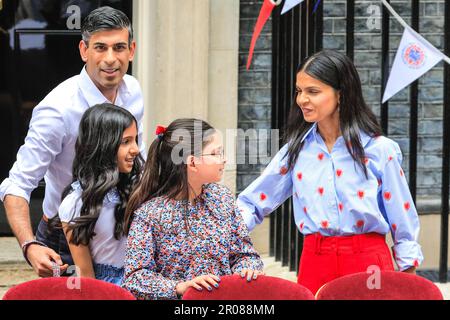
[315,271,443,300]
[182,275,314,300]
[3,277,136,300]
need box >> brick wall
[238,0,272,193]
[321,0,445,196]
[238,0,446,198]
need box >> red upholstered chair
[315,271,443,300]
[3,277,136,300]
[182,275,315,300]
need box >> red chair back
[182,275,314,300]
[315,271,443,300]
[3,277,136,300]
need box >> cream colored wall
[416,214,450,270]
[251,218,270,255]
[132,0,156,152]
[208,0,239,193]
[132,0,238,192]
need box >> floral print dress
[122,183,264,300]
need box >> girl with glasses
[122,118,264,299]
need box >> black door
[0,0,133,235]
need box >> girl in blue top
[237,50,424,294]
[57,103,143,285]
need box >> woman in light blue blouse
[237,50,423,295]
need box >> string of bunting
[246,0,449,105]
[381,0,450,102]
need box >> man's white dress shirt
[0,67,145,219]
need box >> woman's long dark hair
[124,118,215,234]
[284,50,382,177]
[63,103,143,245]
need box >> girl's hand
[175,274,221,296]
[235,269,265,282]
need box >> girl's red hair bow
[155,125,167,138]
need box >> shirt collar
[300,122,373,147]
[78,66,130,106]
[358,130,372,147]
[300,123,318,144]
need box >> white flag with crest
[382,26,445,103]
[281,0,305,15]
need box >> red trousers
[297,233,395,295]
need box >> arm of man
[0,103,68,276]
[62,224,95,279]
[4,195,68,277]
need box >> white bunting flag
[281,0,304,15]
[382,26,446,103]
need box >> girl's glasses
[201,150,225,160]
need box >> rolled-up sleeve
[0,104,65,203]
[236,144,293,231]
[380,142,424,271]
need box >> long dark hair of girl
[284,50,382,177]
[124,118,215,234]
[62,103,143,245]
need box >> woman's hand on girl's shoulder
[234,269,265,282]
[175,274,221,296]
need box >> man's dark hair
[81,6,133,46]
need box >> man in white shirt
[0,6,145,277]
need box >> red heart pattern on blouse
[318,187,324,196]
[404,202,411,211]
[357,190,365,199]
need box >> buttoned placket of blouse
[314,131,342,235]
[180,198,205,272]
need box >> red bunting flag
[246,0,281,70]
